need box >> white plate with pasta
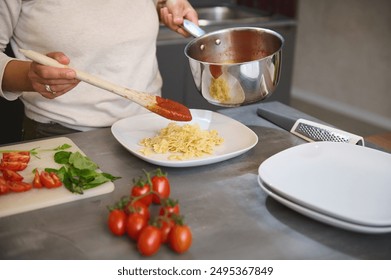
[111,109,258,167]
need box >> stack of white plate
[257,142,391,234]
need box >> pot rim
[184,26,284,65]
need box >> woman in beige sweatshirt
[0,0,197,138]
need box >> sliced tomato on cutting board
[2,169,24,182]
[0,160,28,171]
[2,151,31,163]
[8,181,33,193]
[39,171,62,188]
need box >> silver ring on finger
[45,84,56,95]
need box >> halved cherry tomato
[0,176,10,195]
[2,151,30,163]
[8,181,33,193]
[2,151,30,157]
[40,171,62,188]
[108,209,127,236]
[151,169,170,204]
[32,170,43,188]
[131,179,153,206]
[159,198,180,217]
[137,225,162,256]
[126,213,148,241]
[169,224,192,254]
[0,184,9,195]
[0,160,28,171]
[2,169,24,182]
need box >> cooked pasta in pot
[209,77,230,102]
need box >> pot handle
[182,19,206,38]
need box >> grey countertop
[1,102,390,260]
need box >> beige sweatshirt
[0,0,162,131]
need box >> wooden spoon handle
[19,49,154,107]
[20,49,192,121]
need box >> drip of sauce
[148,96,192,122]
[209,65,222,79]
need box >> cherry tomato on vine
[131,178,152,206]
[126,213,148,241]
[108,209,127,236]
[160,219,175,244]
[159,198,180,217]
[125,200,150,220]
[137,225,162,256]
[169,224,192,254]
[151,169,170,204]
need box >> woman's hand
[28,52,79,99]
[158,0,198,37]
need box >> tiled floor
[290,98,388,138]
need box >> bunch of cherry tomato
[107,168,192,256]
[0,151,63,195]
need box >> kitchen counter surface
[1,102,390,260]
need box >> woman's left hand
[158,0,198,37]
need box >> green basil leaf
[78,168,99,180]
[54,151,72,164]
[83,173,110,190]
[101,172,121,181]
[44,167,58,173]
[50,146,118,194]
[53,166,68,181]
[54,144,72,151]
[69,152,98,170]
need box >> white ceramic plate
[257,176,391,234]
[111,109,258,167]
[258,142,391,227]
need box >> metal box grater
[291,119,364,145]
[256,106,365,146]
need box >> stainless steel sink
[158,5,273,41]
[195,6,271,26]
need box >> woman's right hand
[28,52,80,99]
[158,0,198,37]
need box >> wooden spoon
[19,49,192,122]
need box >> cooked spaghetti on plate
[139,123,224,160]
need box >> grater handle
[256,105,364,146]
[256,107,297,131]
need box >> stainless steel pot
[183,20,284,107]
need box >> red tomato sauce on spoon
[148,96,192,122]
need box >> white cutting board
[0,137,115,218]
